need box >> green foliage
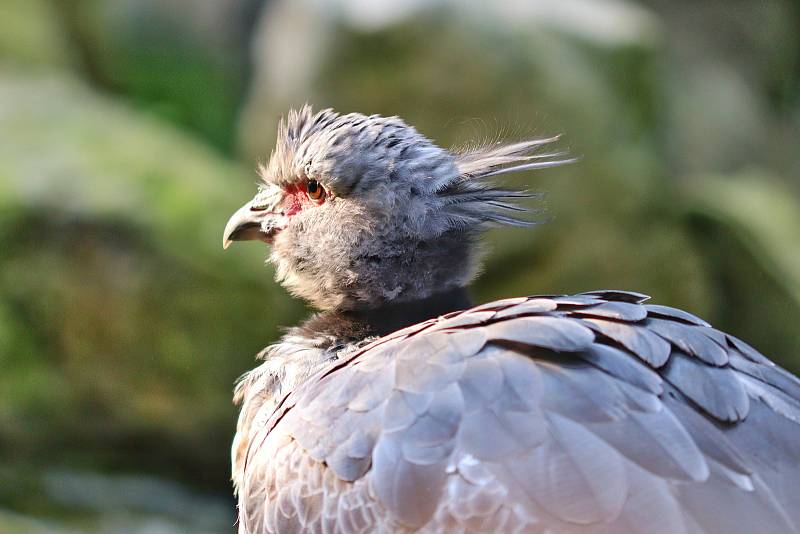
[0,0,70,69]
[0,74,303,503]
[47,0,248,152]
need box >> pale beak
[222,201,284,249]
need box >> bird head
[224,106,571,311]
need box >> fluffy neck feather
[312,286,473,340]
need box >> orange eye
[307,180,325,200]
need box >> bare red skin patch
[283,183,326,217]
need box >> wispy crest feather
[455,136,572,177]
[442,137,576,228]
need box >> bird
[223,106,800,533]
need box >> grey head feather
[241,105,572,310]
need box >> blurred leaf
[687,173,800,304]
[0,0,71,69]
[50,0,256,152]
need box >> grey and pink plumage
[223,106,800,533]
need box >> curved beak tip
[222,202,255,251]
[223,201,279,249]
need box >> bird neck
[296,286,473,345]
[343,286,473,337]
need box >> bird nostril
[250,205,267,212]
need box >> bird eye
[306,180,325,200]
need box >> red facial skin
[254,182,326,243]
[283,182,326,217]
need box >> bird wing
[238,291,800,533]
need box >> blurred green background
[1,0,799,531]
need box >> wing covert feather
[236,292,800,533]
